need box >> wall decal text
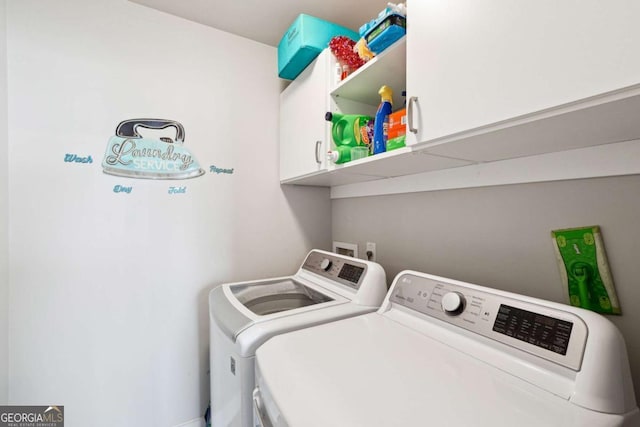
[168,186,186,194]
[210,165,234,174]
[65,154,93,164]
[113,185,132,194]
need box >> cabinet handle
[408,96,418,134]
[315,140,322,164]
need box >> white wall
[6,0,330,425]
[333,175,640,405]
[0,0,9,406]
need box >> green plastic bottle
[326,145,353,164]
[325,112,373,164]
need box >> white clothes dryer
[254,270,639,427]
[209,249,387,427]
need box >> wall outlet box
[333,241,358,258]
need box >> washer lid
[255,314,627,427]
[210,285,253,342]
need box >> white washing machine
[209,249,387,427]
[254,270,640,427]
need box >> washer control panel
[302,251,367,290]
[390,273,587,370]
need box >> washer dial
[442,292,466,315]
[319,258,333,271]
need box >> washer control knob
[320,258,333,271]
[442,292,465,315]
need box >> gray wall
[0,0,8,406]
[333,175,640,405]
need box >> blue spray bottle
[373,85,393,155]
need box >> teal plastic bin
[278,14,359,80]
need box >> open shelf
[330,37,406,108]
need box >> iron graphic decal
[102,119,205,179]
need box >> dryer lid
[255,314,633,427]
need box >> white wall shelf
[284,83,640,199]
[331,37,406,109]
[330,139,640,199]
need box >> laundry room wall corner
[226,183,331,279]
[225,159,331,282]
[280,185,332,258]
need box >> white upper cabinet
[279,49,333,182]
[281,2,640,193]
[406,1,640,158]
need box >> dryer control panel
[390,273,588,371]
[302,251,368,291]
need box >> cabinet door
[280,50,331,182]
[406,0,640,146]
